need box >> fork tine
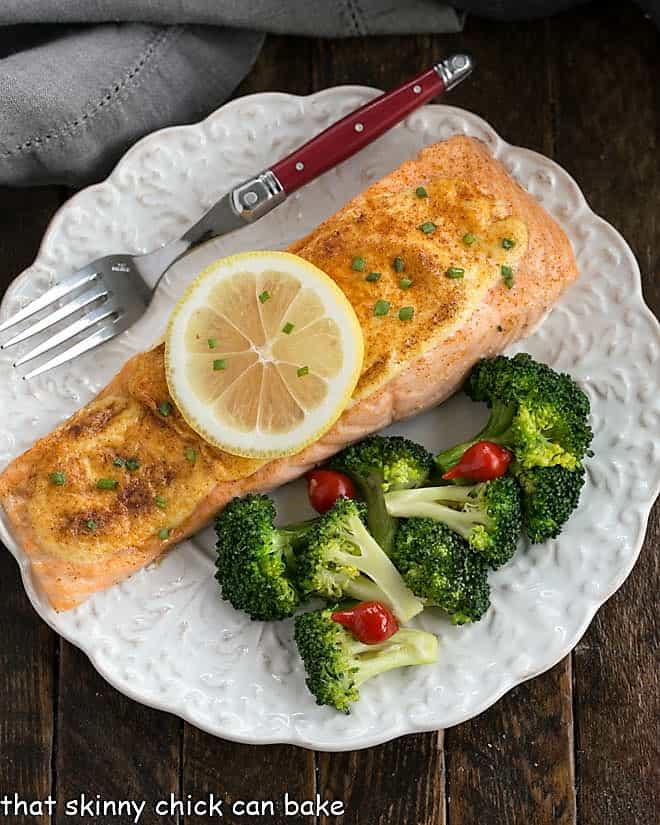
[21,321,120,381]
[13,303,118,367]
[0,265,99,334]
[1,285,109,349]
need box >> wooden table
[1,3,658,823]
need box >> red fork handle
[271,55,473,194]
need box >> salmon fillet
[0,136,578,610]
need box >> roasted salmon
[0,136,578,610]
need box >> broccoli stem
[357,471,397,554]
[385,488,492,543]
[349,629,439,686]
[435,402,516,472]
[328,513,423,622]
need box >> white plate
[1,88,658,751]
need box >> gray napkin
[0,2,463,187]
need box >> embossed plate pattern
[0,89,658,750]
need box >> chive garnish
[419,221,437,235]
[158,527,170,541]
[393,257,405,273]
[297,366,309,377]
[351,256,366,272]
[502,238,516,250]
[155,495,167,509]
[415,186,428,198]
[158,400,172,416]
[446,267,465,279]
[501,265,515,288]
[112,457,125,468]
[213,359,227,371]
[374,299,390,317]
[365,272,381,282]
[86,520,97,532]
[399,277,413,289]
[49,471,66,486]
[282,322,294,334]
[96,478,118,490]
[207,338,218,349]
[125,458,140,471]
[398,306,414,321]
[462,232,477,245]
[258,290,271,303]
[185,447,197,464]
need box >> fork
[0,55,473,380]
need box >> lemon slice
[165,251,363,458]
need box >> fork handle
[272,55,473,194]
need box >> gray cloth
[0,2,463,187]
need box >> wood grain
[550,6,660,825]
[318,733,445,825]
[54,643,181,825]
[0,188,60,825]
[182,736,315,824]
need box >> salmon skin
[0,136,578,611]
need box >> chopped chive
[207,337,218,349]
[586,448,595,458]
[415,186,428,198]
[446,267,465,279]
[158,527,170,541]
[373,299,390,317]
[351,256,366,271]
[502,237,516,250]
[155,495,167,509]
[501,265,515,288]
[112,457,125,468]
[125,458,140,472]
[399,277,413,289]
[158,400,172,416]
[393,257,405,273]
[419,221,437,235]
[462,232,477,245]
[96,478,118,490]
[213,359,227,371]
[398,306,414,321]
[365,272,381,282]
[282,322,295,334]
[297,366,309,377]
[86,520,97,532]
[185,447,197,464]
[49,471,66,486]
[258,290,271,304]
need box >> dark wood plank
[318,733,444,825]
[182,737,316,824]
[445,659,576,825]
[0,187,61,825]
[54,643,181,825]
[550,5,660,824]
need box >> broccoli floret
[435,353,593,474]
[385,476,522,568]
[215,494,311,621]
[391,519,490,624]
[328,435,433,553]
[294,497,424,622]
[517,464,586,543]
[294,606,438,713]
